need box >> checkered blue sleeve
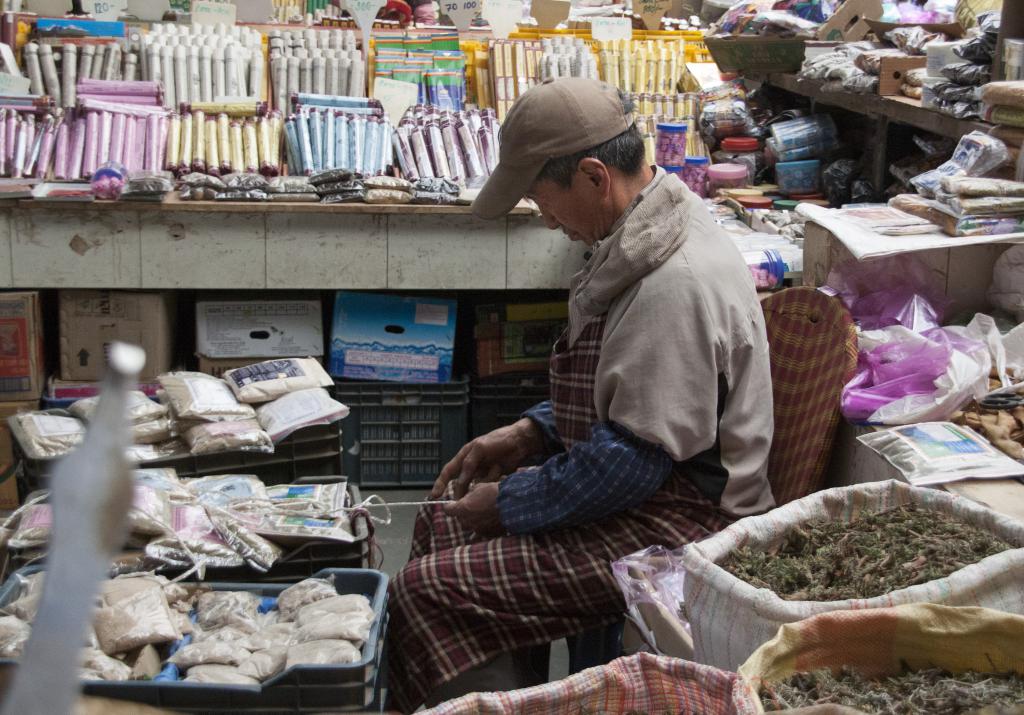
[496,420,672,535]
[522,400,565,456]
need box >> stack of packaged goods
[538,37,599,81]
[695,80,762,198]
[392,104,498,187]
[267,27,367,114]
[373,31,466,111]
[765,115,838,199]
[595,38,686,97]
[489,39,543,120]
[284,95,393,180]
[928,12,999,120]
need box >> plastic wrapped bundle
[184,420,274,456]
[158,372,257,422]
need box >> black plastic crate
[470,374,550,438]
[12,416,345,496]
[0,566,387,713]
[334,379,469,487]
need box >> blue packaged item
[769,115,837,150]
[330,291,456,383]
[776,159,821,195]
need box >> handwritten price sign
[443,0,481,32]
[87,0,128,20]
[192,0,237,25]
[481,0,521,39]
[636,0,670,30]
[590,16,631,41]
[346,0,386,60]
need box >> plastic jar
[664,165,684,183]
[655,123,687,167]
[713,136,763,184]
[737,196,773,210]
[91,161,126,200]
[682,156,708,197]
[776,159,821,195]
[770,115,837,151]
[707,163,748,195]
[742,248,787,291]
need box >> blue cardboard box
[329,292,457,383]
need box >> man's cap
[472,78,633,220]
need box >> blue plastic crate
[0,567,388,713]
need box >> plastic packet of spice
[185,474,268,507]
[309,168,354,186]
[941,62,991,87]
[215,189,268,201]
[124,170,174,194]
[126,439,188,463]
[315,179,364,195]
[363,175,413,193]
[222,172,269,191]
[184,420,274,456]
[158,372,257,423]
[276,577,337,621]
[206,506,283,572]
[130,417,175,445]
[171,640,251,669]
[257,388,350,443]
[184,664,260,684]
[145,504,243,569]
[179,186,218,201]
[295,594,374,627]
[197,590,262,633]
[94,584,181,655]
[0,616,30,657]
[364,188,411,204]
[223,358,333,404]
[267,176,314,194]
[70,391,168,424]
[133,468,192,503]
[885,26,946,55]
[254,514,357,545]
[239,647,287,681]
[321,191,366,204]
[243,622,295,652]
[286,639,361,669]
[910,131,1010,198]
[10,412,86,460]
[179,172,227,190]
[295,610,372,646]
[1,572,44,621]
[859,422,1024,486]
[9,504,54,549]
[129,484,173,536]
[269,192,320,202]
[81,648,133,681]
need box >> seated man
[387,78,776,713]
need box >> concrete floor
[371,488,571,689]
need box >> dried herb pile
[761,667,1024,714]
[721,505,1013,601]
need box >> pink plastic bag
[825,256,949,332]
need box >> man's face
[525,161,611,246]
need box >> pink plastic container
[707,162,748,195]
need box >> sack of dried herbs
[739,603,1024,715]
[681,481,1024,671]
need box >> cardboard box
[59,290,176,382]
[474,302,567,378]
[197,354,324,378]
[0,292,44,402]
[329,291,456,384]
[704,36,807,74]
[817,0,882,41]
[0,400,38,510]
[878,55,927,95]
[196,299,324,359]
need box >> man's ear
[577,157,609,191]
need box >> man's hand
[444,482,504,537]
[431,418,544,499]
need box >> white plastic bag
[256,389,349,442]
[158,372,257,422]
[223,358,333,404]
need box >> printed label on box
[415,302,450,327]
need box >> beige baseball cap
[472,77,633,220]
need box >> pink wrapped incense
[78,97,167,118]
[4,112,16,168]
[82,110,99,177]
[0,108,7,177]
[53,117,70,180]
[77,78,161,98]
[98,111,112,165]
[123,116,143,173]
[157,115,168,173]
[35,117,56,179]
[145,113,161,171]
[11,117,27,178]
[109,112,126,165]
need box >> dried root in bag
[2,571,44,621]
[158,372,256,423]
[196,590,262,633]
[170,640,251,669]
[183,664,260,685]
[223,358,333,404]
[286,639,361,669]
[277,577,337,621]
[0,616,30,657]
[256,388,349,443]
[11,412,85,460]
[184,420,273,456]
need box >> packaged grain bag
[158,372,256,422]
[223,358,333,404]
[256,388,349,442]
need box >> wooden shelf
[752,72,994,139]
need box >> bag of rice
[183,664,260,685]
[70,391,168,424]
[295,594,374,627]
[256,389,349,443]
[94,583,181,655]
[0,616,30,657]
[185,474,268,507]
[126,439,188,463]
[286,639,361,668]
[276,577,337,621]
[158,372,257,422]
[170,641,251,668]
[184,420,273,455]
[81,648,133,681]
[223,359,333,404]
[295,611,372,646]
[238,647,288,681]
[197,591,262,633]
[10,412,85,460]
[9,504,53,549]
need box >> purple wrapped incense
[5,112,16,167]
[26,116,44,176]
[123,116,143,173]
[98,111,112,165]
[34,117,56,179]
[69,115,86,179]
[109,112,126,165]
[145,113,161,171]
[11,117,27,178]
[82,110,99,177]
[53,117,70,180]
[0,109,8,177]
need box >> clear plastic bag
[223,172,269,191]
[179,172,226,190]
[185,474,267,507]
[239,647,288,681]
[124,170,174,195]
[184,420,274,456]
[205,506,283,572]
[285,639,360,669]
[171,641,251,669]
[364,188,411,205]
[70,389,166,426]
[183,664,259,684]
[81,648,133,681]
[256,388,350,443]
[159,372,257,423]
[267,176,314,194]
[822,159,858,206]
[611,545,693,658]
[295,611,372,646]
[910,131,1010,198]
[854,49,908,74]
[884,26,947,55]
[93,584,181,655]
[320,191,366,204]
[953,10,1000,63]
[196,591,262,633]
[263,483,348,516]
[295,595,374,627]
[825,255,949,331]
[129,484,173,536]
[309,168,355,186]
[276,577,337,621]
[941,62,992,86]
[0,616,30,657]
[223,358,333,404]
[699,100,758,142]
[10,412,85,460]
[363,175,412,192]
[214,189,268,201]
[9,504,53,550]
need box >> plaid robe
[386,317,732,713]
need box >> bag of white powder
[10,412,86,460]
[223,359,333,404]
[158,372,257,422]
[256,388,349,442]
[184,420,273,456]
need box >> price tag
[442,0,481,32]
[191,0,237,26]
[0,72,31,95]
[373,77,420,122]
[232,0,273,22]
[530,0,569,29]
[346,0,386,60]
[636,0,670,30]
[591,16,631,41]
[86,0,128,19]
[481,0,520,39]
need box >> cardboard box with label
[475,302,567,378]
[0,400,38,510]
[196,299,324,361]
[0,292,44,402]
[330,292,456,383]
[59,290,177,382]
